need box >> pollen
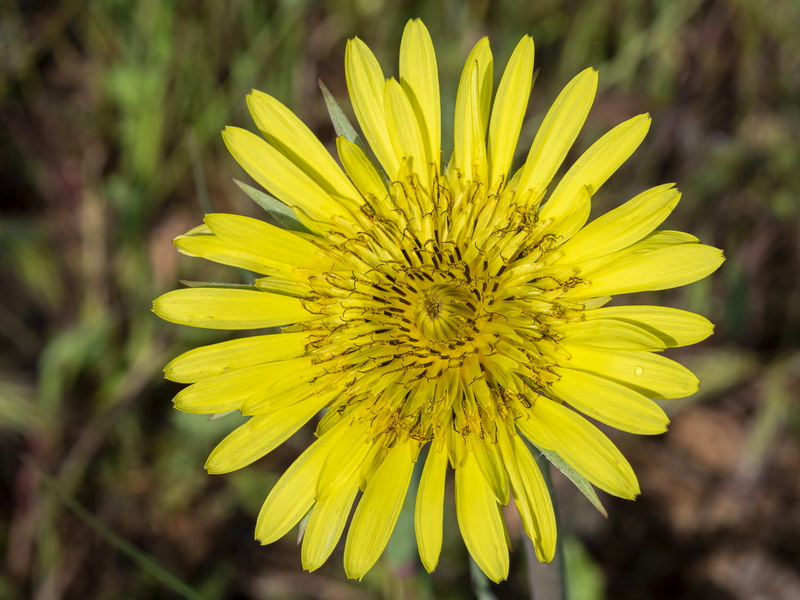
[421,288,443,319]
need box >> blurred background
[1,0,799,598]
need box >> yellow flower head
[154,19,723,582]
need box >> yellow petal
[256,422,350,544]
[344,443,417,579]
[384,78,428,184]
[556,183,680,263]
[399,19,440,169]
[174,231,284,275]
[336,137,388,201]
[516,68,598,209]
[255,276,312,297]
[517,396,640,498]
[345,38,398,177]
[239,358,329,415]
[222,126,352,227]
[153,288,316,330]
[488,35,534,190]
[172,358,315,415]
[540,113,651,241]
[316,420,372,499]
[559,344,699,399]
[584,305,715,347]
[575,243,725,297]
[452,37,492,184]
[499,430,556,562]
[165,332,309,383]
[205,393,329,474]
[578,230,700,276]
[471,436,510,505]
[558,318,667,351]
[550,368,670,434]
[302,471,360,571]
[247,90,362,207]
[204,213,335,272]
[455,452,509,583]
[415,447,447,573]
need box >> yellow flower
[154,19,723,582]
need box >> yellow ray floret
[399,19,440,168]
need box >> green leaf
[534,444,608,518]
[233,179,310,233]
[319,79,361,144]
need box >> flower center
[421,289,443,319]
[298,174,590,447]
[413,282,478,342]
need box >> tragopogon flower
[154,19,723,582]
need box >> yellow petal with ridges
[556,183,680,263]
[452,37,492,184]
[204,213,335,272]
[345,38,398,177]
[499,430,556,562]
[222,126,352,226]
[471,435,510,505]
[302,472,360,572]
[399,19,440,169]
[205,392,330,474]
[488,35,534,190]
[316,420,372,499]
[344,442,418,579]
[455,452,509,583]
[240,358,328,415]
[415,446,447,573]
[254,276,312,297]
[174,231,286,275]
[165,332,309,383]
[172,358,314,415]
[256,422,350,544]
[578,231,700,278]
[559,344,699,399]
[540,113,651,241]
[518,396,639,499]
[559,318,666,351]
[384,78,428,184]
[550,368,669,434]
[584,305,714,347]
[575,243,725,297]
[247,91,362,206]
[336,137,388,201]
[516,68,598,209]
[153,288,316,330]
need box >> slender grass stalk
[29,460,209,600]
[469,556,498,600]
[526,453,566,600]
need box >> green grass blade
[34,464,210,600]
